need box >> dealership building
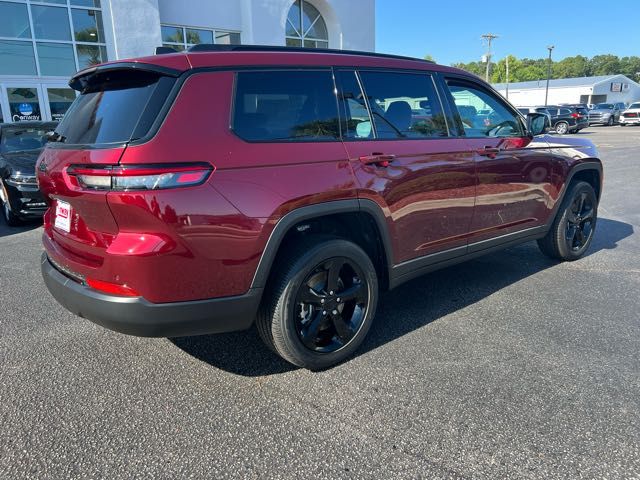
[493,74,640,107]
[0,0,375,123]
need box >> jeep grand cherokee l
[37,45,603,370]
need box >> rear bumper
[41,253,262,337]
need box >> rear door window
[232,70,340,142]
[55,70,175,146]
[356,71,448,139]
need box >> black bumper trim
[41,253,262,337]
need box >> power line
[481,33,499,82]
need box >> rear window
[55,70,175,146]
[232,70,340,142]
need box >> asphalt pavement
[1,127,638,479]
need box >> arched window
[286,0,328,49]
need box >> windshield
[629,103,640,109]
[595,103,614,109]
[0,127,49,153]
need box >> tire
[1,185,21,227]
[537,181,597,261]
[256,237,378,370]
[607,116,614,126]
[555,121,569,135]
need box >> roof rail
[184,44,435,64]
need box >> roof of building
[493,75,629,90]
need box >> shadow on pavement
[0,218,41,238]
[171,217,633,377]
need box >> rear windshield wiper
[46,131,66,143]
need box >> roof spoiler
[69,62,182,91]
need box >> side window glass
[233,70,340,142]
[446,80,525,138]
[358,71,448,139]
[559,108,572,115]
[337,70,374,139]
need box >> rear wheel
[537,181,597,261]
[257,237,378,370]
[555,121,569,135]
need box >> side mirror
[527,112,551,136]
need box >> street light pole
[544,45,555,106]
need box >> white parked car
[620,102,640,126]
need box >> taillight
[67,163,214,191]
[571,113,579,118]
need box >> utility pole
[481,33,498,82]
[505,55,510,99]
[544,45,555,106]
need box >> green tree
[424,54,435,62]
[619,56,640,81]
[589,54,621,76]
[554,55,590,78]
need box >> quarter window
[446,80,525,138]
[233,71,340,142]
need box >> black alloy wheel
[257,237,378,370]
[294,257,368,353]
[565,190,595,253]
[537,181,598,261]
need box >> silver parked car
[588,102,625,126]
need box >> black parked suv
[0,121,56,225]
[544,105,589,134]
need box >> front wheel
[1,186,21,227]
[607,116,614,126]
[257,237,378,370]
[537,181,598,261]
[555,121,569,135]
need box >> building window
[161,24,240,51]
[0,0,107,77]
[286,0,328,49]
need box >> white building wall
[497,75,640,106]
[500,86,590,106]
[107,0,163,60]
[107,0,375,59]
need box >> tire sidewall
[554,182,598,260]
[274,240,378,370]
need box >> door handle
[477,146,501,158]
[359,153,396,167]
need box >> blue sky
[375,0,640,65]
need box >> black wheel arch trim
[250,199,394,290]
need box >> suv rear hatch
[38,61,186,280]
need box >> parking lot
[0,126,638,479]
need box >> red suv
[37,45,603,370]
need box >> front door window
[8,87,42,122]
